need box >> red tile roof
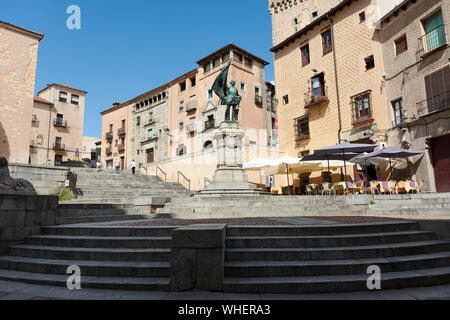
[37,83,88,95]
[33,96,52,105]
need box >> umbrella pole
[389,156,393,179]
[286,164,291,195]
[327,155,331,173]
[343,150,347,183]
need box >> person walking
[115,159,120,174]
[96,160,102,172]
[130,160,136,175]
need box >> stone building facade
[379,0,450,192]
[100,44,280,188]
[270,0,406,183]
[0,21,44,164]
[30,84,88,166]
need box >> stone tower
[268,0,343,46]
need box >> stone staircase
[0,221,450,293]
[68,168,192,204]
[157,193,450,219]
[223,221,450,293]
[0,225,176,291]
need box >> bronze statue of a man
[212,62,242,122]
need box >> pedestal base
[201,167,267,195]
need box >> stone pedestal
[201,122,266,195]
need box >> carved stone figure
[0,157,36,193]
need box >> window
[295,116,310,140]
[312,11,318,19]
[359,12,366,23]
[395,35,408,55]
[146,148,154,163]
[422,10,446,53]
[179,100,184,111]
[136,117,141,126]
[147,129,153,139]
[235,52,243,62]
[179,121,184,133]
[353,92,372,124]
[222,52,230,63]
[109,124,113,133]
[71,95,79,105]
[121,119,125,128]
[294,18,298,25]
[135,104,140,111]
[59,92,67,103]
[311,73,325,96]
[423,65,450,114]
[56,114,63,125]
[204,141,214,151]
[204,64,211,73]
[177,144,186,156]
[392,99,405,126]
[54,155,63,166]
[149,112,153,122]
[283,95,289,105]
[255,87,260,96]
[190,77,196,87]
[240,82,246,92]
[300,43,310,66]
[321,29,332,55]
[365,55,375,70]
[207,89,214,100]
[180,81,186,92]
[213,57,221,68]
[55,137,62,145]
[244,57,253,68]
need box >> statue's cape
[212,62,231,104]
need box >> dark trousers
[132,167,136,175]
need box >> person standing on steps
[130,160,136,175]
[115,159,120,174]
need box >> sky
[2,0,275,138]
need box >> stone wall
[9,163,69,195]
[0,194,58,255]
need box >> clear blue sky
[2,0,275,138]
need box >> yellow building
[31,84,88,165]
[270,0,402,182]
[0,21,44,164]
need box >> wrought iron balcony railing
[105,132,113,140]
[417,91,450,117]
[53,143,65,151]
[118,127,126,136]
[186,101,197,112]
[53,119,68,128]
[105,147,112,155]
[418,24,448,57]
[117,144,125,152]
[304,86,329,108]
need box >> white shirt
[130,162,136,168]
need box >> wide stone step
[0,269,170,291]
[41,226,176,237]
[26,235,172,249]
[7,245,171,262]
[57,215,147,225]
[58,208,141,218]
[0,256,170,277]
[367,208,450,217]
[227,222,419,236]
[225,240,450,261]
[224,252,450,277]
[223,266,450,294]
[226,231,436,248]
[59,204,134,210]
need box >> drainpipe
[329,16,342,144]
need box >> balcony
[141,135,159,144]
[145,119,156,126]
[352,111,373,125]
[186,123,196,133]
[418,24,448,58]
[105,147,112,155]
[53,143,65,151]
[117,144,125,152]
[117,127,126,136]
[255,95,263,105]
[417,91,450,117]
[204,119,215,131]
[304,87,329,109]
[105,132,113,140]
[53,119,68,128]
[295,133,310,141]
[186,101,197,112]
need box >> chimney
[112,102,121,107]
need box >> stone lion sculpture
[0,157,36,193]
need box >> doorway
[120,157,125,170]
[431,134,450,193]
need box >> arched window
[203,141,214,151]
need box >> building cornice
[0,21,44,41]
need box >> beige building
[100,44,281,189]
[30,84,88,166]
[270,0,403,183]
[0,21,44,164]
[379,0,450,192]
